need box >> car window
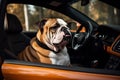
[72,0,120,25]
[7,4,77,32]
[3,1,120,78]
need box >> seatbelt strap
[4,48,17,59]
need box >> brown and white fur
[18,18,71,66]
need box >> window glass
[7,4,74,31]
[72,0,120,25]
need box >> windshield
[72,0,120,25]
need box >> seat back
[5,13,30,58]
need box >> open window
[1,0,120,80]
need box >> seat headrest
[5,13,23,33]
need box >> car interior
[0,0,120,79]
[3,12,108,68]
[3,0,120,67]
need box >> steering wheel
[72,21,93,50]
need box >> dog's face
[37,18,71,52]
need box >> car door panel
[2,60,120,80]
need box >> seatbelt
[4,13,8,30]
[4,48,17,59]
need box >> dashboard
[98,25,120,58]
[107,35,120,57]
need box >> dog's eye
[50,27,57,33]
[50,26,59,33]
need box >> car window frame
[1,0,120,78]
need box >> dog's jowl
[18,18,71,66]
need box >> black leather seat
[5,13,30,59]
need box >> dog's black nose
[61,27,68,32]
[61,27,71,35]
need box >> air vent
[113,39,120,53]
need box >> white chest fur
[49,47,70,66]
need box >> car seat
[4,13,30,59]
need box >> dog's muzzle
[61,27,71,42]
[53,27,71,46]
[52,26,71,53]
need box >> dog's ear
[36,19,47,33]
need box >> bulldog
[18,18,71,66]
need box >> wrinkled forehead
[57,18,67,26]
[45,18,67,28]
